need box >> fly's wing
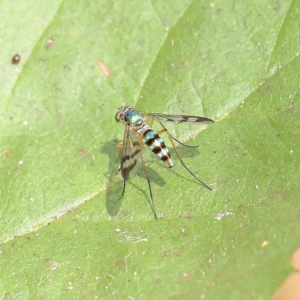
[120,129,143,180]
[145,113,214,124]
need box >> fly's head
[115,106,144,130]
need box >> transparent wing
[145,113,214,124]
[120,129,143,180]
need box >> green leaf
[1,0,299,299]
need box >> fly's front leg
[120,179,126,199]
[114,140,123,175]
[115,140,127,199]
[116,140,123,159]
[158,122,212,191]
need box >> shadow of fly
[115,105,214,219]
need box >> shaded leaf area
[1,0,300,299]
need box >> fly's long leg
[116,140,123,157]
[149,118,198,149]
[120,179,126,199]
[115,140,123,175]
[158,122,212,191]
[156,129,199,148]
[115,140,127,200]
[141,155,158,219]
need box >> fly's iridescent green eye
[115,111,122,122]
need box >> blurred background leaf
[0,0,299,299]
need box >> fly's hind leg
[149,118,198,148]
[157,122,212,191]
[157,129,199,148]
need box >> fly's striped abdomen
[139,126,175,168]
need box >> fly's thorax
[115,106,145,131]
